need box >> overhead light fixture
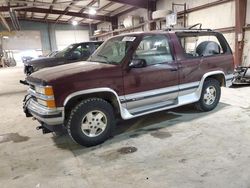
[3,36,9,39]
[89,8,97,15]
[72,20,78,26]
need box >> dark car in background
[24,41,103,75]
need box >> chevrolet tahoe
[23,29,234,146]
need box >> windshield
[55,44,75,58]
[89,36,136,64]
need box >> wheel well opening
[64,92,121,121]
[206,74,225,86]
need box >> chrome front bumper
[24,96,64,126]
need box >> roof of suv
[75,41,103,45]
[108,29,218,38]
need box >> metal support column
[148,0,156,31]
[235,0,247,67]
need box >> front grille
[30,84,35,90]
[24,65,34,75]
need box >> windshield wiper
[96,54,113,64]
[89,54,117,64]
[97,54,108,60]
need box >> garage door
[55,30,89,50]
[2,31,42,50]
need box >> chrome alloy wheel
[203,86,216,105]
[81,110,107,137]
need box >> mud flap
[37,123,66,134]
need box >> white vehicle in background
[0,51,16,67]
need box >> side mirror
[68,51,81,60]
[129,59,147,68]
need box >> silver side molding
[123,71,228,119]
[63,71,228,120]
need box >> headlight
[35,86,54,96]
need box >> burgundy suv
[23,29,234,146]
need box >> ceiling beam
[55,0,78,22]
[96,6,138,28]
[0,6,20,11]
[112,6,138,17]
[98,2,115,11]
[0,6,111,21]
[31,0,36,18]
[44,0,57,20]
[0,13,11,31]
[6,17,89,26]
[108,4,127,15]
[107,0,148,9]
[68,0,96,23]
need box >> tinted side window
[88,43,99,54]
[134,35,173,65]
[94,43,102,49]
[72,44,91,58]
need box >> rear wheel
[195,78,221,112]
[67,98,115,147]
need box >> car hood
[25,57,64,68]
[27,61,117,85]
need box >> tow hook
[36,125,53,134]
[20,80,29,85]
[36,126,43,130]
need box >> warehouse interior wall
[0,0,248,66]
[97,22,112,32]
[118,8,148,32]
[243,0,250,66]
[1,30,43,66]
[96,8,148,41]
[246,0,250,24]
[0,21,91,66]
[96,1,236,54]
[0,21,91,55]
[243,31,250,66]
[2,31,42,50]
[157,0,219,10]
[156,0,236,53]
[55,30,89,50]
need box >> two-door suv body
[23,29,234,146]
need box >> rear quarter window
[176,33,229,58]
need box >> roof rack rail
[165,23,213,32]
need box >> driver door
[123,34,179,115]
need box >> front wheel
[195,78,221,112]
[66,98,115,147]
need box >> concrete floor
[1,67,250,188]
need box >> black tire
[67,98,115,147]
[195,78,221,112]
